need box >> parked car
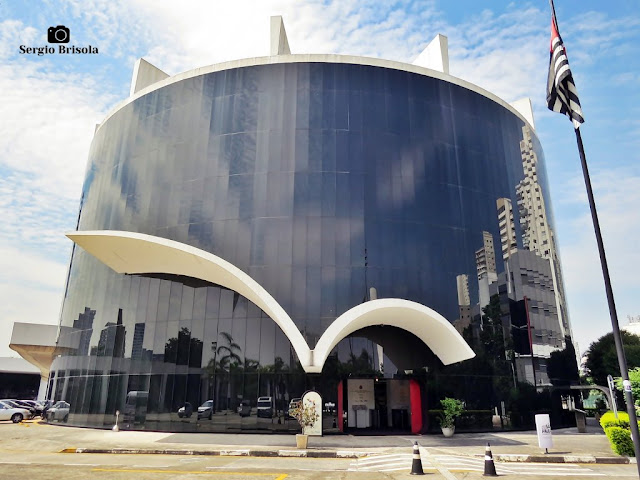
[197,400,214,420]
[14,400,39,417]
[47,401,70,422]
[177,402,193,418]
[0,400,31,423]
[237,400,251,417]
[0,400,34,420]
[256,396,273,418]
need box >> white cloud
[2,0,639,360]
[555,167,640,352]
[0,243,67,357]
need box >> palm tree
[207,332,243,412]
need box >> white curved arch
[66,230,312,367]
[308,299,475,373]
[67,231,475,373]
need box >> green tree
[584,331,640,386]
[615,367,640,408]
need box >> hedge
[599,411,630,430]
[605,426,635,456]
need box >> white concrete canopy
[67,230,475,373]
[309,299,476,373]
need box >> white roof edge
[96,54,535,134]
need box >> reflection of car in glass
[257,396,273,418]
[178,402,193,418]
[124,391,148,424]
[197,400,214,420]
[47,401,70,422]
[237,400,251,417]
[0,400,31,423]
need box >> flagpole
[574,127,640,467]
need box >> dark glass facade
[50,61,571,432]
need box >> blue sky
[0,0,638,358]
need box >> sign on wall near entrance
[347,379,374,428]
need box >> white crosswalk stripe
[350,453,604,476]
[431,455,602,476]
[348,453,412,472]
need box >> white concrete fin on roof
[130,58,170,97]
[66,230,475,373]
[510,98,536,130]
[270,15,291,55]
[413,34,449,74]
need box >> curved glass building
[48,19,572,433]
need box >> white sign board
[347,379,374,428]
[535,414,553,449]
[302,390,323,436]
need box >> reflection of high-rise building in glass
[476,232,498,308]
[96,309,126,358]
[496,198,518,260]
[72,307,95,356]
[515,125,569,341]
[456,274,470,306]
[491,249,564,385]
[454,274,472,334]
[131,323,145,360]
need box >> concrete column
[37,375,48,401]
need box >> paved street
[0,418,637,479]
[0,450,638,479]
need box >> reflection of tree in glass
[205,332,243,413]
[164,327,203,367]
[210,331,243,372]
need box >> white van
[256,396,273,418]
[124,391,148,424]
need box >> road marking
[92,468,287,478]
[64,463,99,466]
[420,450,458,480]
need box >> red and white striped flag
[546,1,584,128]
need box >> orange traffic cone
[410,441,424,475]
[483,442,498,476]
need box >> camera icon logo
[48,25,70,44]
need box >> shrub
[605,426,635,456]
[439,397,465,428]
[599,411,630,430]
[288,400,319,432]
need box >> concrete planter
[441,427,455,437]
[296,434,308,449]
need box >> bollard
[112,410,120,432]
[483,442,497,476]
[410,441,424,475]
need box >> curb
[476,453,636,464]
[60,448,372,458]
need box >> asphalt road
[0,449,638,479]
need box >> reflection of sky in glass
[51,62,567,430]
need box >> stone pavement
[3,417,633,465]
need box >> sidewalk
[4,418,632,465]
